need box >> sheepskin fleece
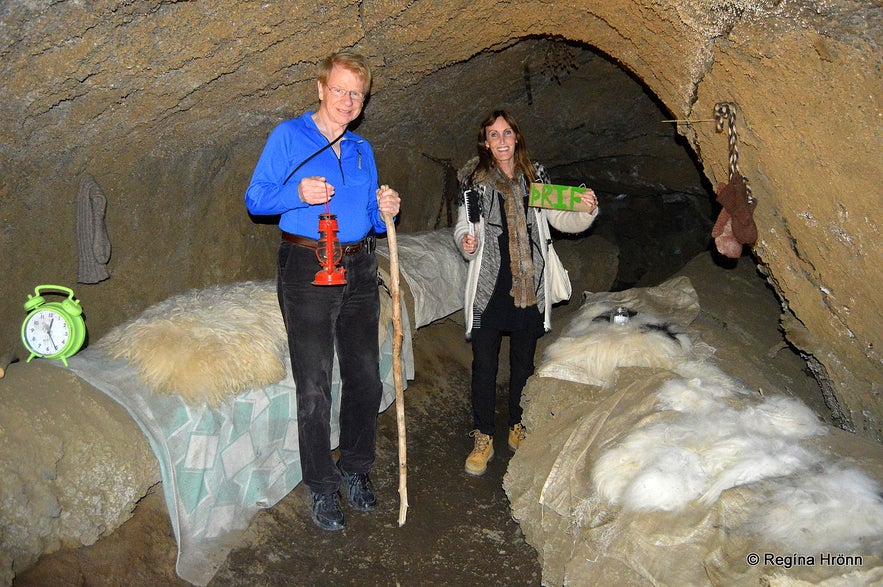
[537,276,704,386]
[97,281,286,406]
[504,279,883,587]
[507,370,883,586]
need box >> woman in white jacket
[454,110,598,476]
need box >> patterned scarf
[495,170,536,308]
[463,159,546,318]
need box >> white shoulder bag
[546,241,572,304]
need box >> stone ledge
[0,360,159,586]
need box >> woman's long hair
[472,110,536,183]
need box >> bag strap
[282,132,345,186]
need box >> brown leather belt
[282,232,363,255]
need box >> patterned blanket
[67,284,412,586]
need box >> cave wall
[685,4,882,439]
[0,0,879,439]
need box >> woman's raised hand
[462,233,478,254]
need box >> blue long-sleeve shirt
[245,112,388,242]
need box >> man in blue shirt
[245,50,400,531]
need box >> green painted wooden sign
[529,183,595,212]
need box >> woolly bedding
[65,278,415,586]
[505,276,883,586]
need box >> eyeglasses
[326,85,366,102]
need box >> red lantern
[313,213,347,286]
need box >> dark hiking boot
[309,490,345,531]
[338,463,378,512]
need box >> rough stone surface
[2,2,879,576]
[0,1,878,445]
[0,362,159,586]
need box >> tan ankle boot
[508,423,526,452]
[465,430,494,476]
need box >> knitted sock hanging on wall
[77,173,111,284]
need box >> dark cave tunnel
[376,37,724,292]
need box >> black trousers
[276,242,383,494]
[470,325,539,436]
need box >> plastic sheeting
[376,227,467,329]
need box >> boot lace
[347,471,371,493]
[469,429,492,452]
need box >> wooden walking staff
[380,185,409,526]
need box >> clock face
[23,309,71,356]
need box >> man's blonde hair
[318,50,372,92]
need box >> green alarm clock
[21,285,87,367]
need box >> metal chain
[714,102,754,201]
